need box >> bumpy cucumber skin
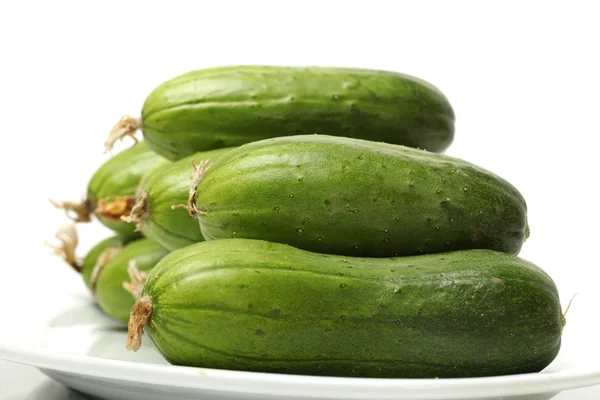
[81,235,133,289]
[87,141,169,236]
[139,148,233,251]
[196,135,528,258]
[96,238,169,323]
[141,65,455,161]
[141,239,562,378]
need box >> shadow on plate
[85,326,168,365]
[25,379,94,400]
[48,299,121,328]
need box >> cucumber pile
[48,65,564,379]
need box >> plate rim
[2,342,600,399]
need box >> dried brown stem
[89,245,122,297]
[126,295,153,352]
[171,158,211,218]
[96,196,136,223]
[122,260,149,300]
[45,223,81,273]
[49,198,92,223]
[121,193,149,231]
[560,293,577,328]
[104,116,141,153]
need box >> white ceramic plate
[1,245,599,400]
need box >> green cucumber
[107,65,455,160]
[96,238,169,323]
[193,135,528,257]
[48,225,168,322]
[46,224,135,294]
[80,235,133,290]
[53,141,169,237]
[121,148,232,251]
[126,238,563,378]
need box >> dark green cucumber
[87,141,170,236]
[53,141,169,237]
[110,65,454,160]
[127,239,563,378]
[96,238,169,323]
[195,135,528,257]
[122,148,233,251]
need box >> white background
[0,1,599,399]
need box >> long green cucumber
[52,141,169,236]
[126,239,563,378]
[106,65,455,160]
[96,238,169,323]
[192,135,528,257]
[121,148,233,251]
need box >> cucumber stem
[122,260,149,300]
[127,295,153,352]
[171,158,211,218]
[121,193,148,231]
[104,116,141,153]
[45,223,82,273]
[89,245,122,297]
[49,198,92,223]
[96,196,136,223]
[560,293,577,329]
